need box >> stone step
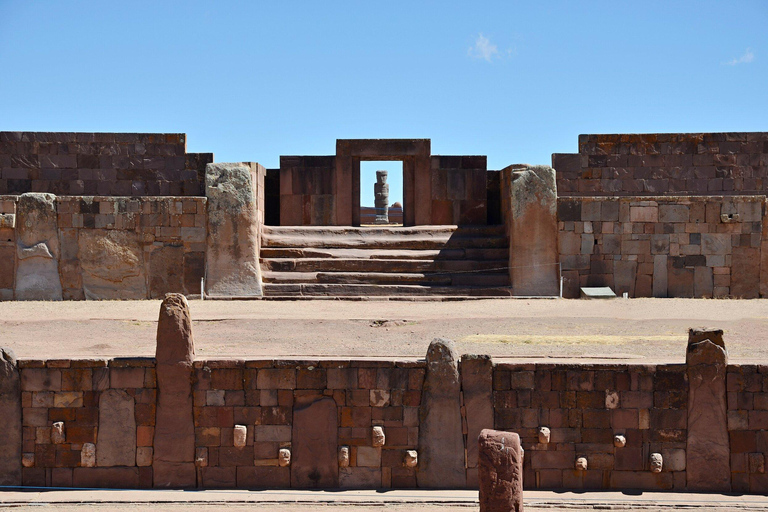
[261,283,513,297]
[259,247,509,261]
[262,234,508,250]
[263,224,506,237]
[261,258,509,274]
[262,271,509,287]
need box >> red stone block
[236,466,290,488]
[211,369,243,390]
[134,403,156,426]
[296,368,326,389]
[201,467,236,488]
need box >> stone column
[461,354,494,488]
[478,429,523,512]
[374,170,389,224]
[153,294,196,488]
[15,193,62,300]
[501,165,559,297]
[0,348,21,485]
[686,328,730,492]
[205,162,264,297]
[417,338,466,488]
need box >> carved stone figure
[374,170,389,224]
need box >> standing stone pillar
[205,162,264,297]
[461,354,494,488]
[478,429,523,512]
[686,328,730,492]
[501,165,559,296]
[417,338,466,488]
[15,193,62,300]
[0,348,22,485]
[153,294,196,488]
[374,170,389,224]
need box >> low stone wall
[430,156,488,225]
[558,196,766,298]
[3,302,765,493]
[0,132,212,197]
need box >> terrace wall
[0,132,212,197]
[558,196,767,298]
[553,132,768,197]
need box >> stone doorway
[359,161,404,226]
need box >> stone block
[613,260,637,296]
[630,206,658,223]
[149,245,184,299]
[15,193,62,300]
[356,446,381,467]
[97,389,136,467]
[504,165,559,296]
[659,205,689,223]
[291,397,338,488]
[205,162,264,297]
[78,230,147,300]
[731,247,760,298]
[0,349,22,485]
[701,233,731,255]
[460,355,494,470]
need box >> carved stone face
[650,453,663,473]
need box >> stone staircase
[260,225,511,298]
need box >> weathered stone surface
[233,425,247,448]
[278,448,291,467]
[97,389,136,467]
[149,245,184,299]
[538,427,551,444]
[731,246,760,298]
[339,446,350,468]
[153,294,196,488]
[291,397,338,488]
[81,443,96,468]
[686,328,730,492]
[15,193,62,300]
[575,456,588,471]
[205,162,264,297]
[373,170,389,224]
[504,165,559,296]
[404,450,418,468]
[478,429,523,512]
[0,348,21,485]
[51,421,65,444]
[650,453,663,473]
[372,426,385,447]
[460,354,494,482]
[78,230,146,300]
[417,338,466,488]
[614,435,626,448]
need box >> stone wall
[0,195,207,300]
[8,337,767,492]
[558,196,766,298]
[279,156,336,226]
[554,132,768,196]
[0,132,212,197]
[430,156,488,225]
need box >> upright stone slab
[153,294,196,488]
[15,193,62,300]
[686,328,730,492]
[461,354,494,488]
[417,338,466,488]
[78,230,147,300]
[502,165,559,296]
[0,348,21,485]
[205,162,264,297]
[478,429,523,512]
[291,397,338,488]
[97,389,136,467]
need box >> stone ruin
[373,170,389,225]
[0,296,765,494]
[0,131,767,299]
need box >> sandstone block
[372,425,385,447]
[78,230,146,300]
[233,425,247,448]
[357,446,381,467]
[460,354,494,472]
[97,389,136,467]
[205,162,264,297]
[0,348,22,485]
[417,339,466,488]
[504,165,559,296]
[404,450,418,468]
[478,429,523,512]
[81,443,96,468]
[51,421,65,444]
[339,446,350,468]
[15,193,62,300]
[291,397,338,488]
[137,447,153,467]
[686,328,730,492]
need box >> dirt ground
[0,298,766,364]
[2,506,761,512]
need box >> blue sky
[1,1,766,201]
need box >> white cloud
[724,48,754,66]
[468,33,498,62]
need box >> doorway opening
[359,161,403,226]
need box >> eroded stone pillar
[478,429,523,512]
[461,354,494,488]
[205,162,264,297]
[686,328,730,492]
[15,193,62,300]
[0,348,21,485]
[502,165,559,296]
[153,294,196,488]
[417,338,466,488]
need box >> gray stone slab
[460,354,494,486]
[579,287,617,299]
[291,397,338,488]
[97,389,136,467]
[15,193,62,300]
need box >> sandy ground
[2,506,761,512]
[0,298,766,364]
